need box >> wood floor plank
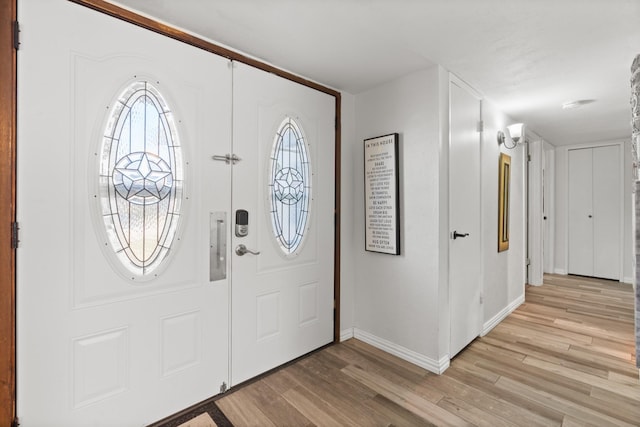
[589,385,640,414]
[436,396,518,427]
[364,394,437,427]
[240,379,313,426]
[215,274,639,426]
[495,376,637,427]
[341,364,473,426]
[286,361,387,426]
[215,388,277,427]
[445,365,566,424]
[425,374,559,427]
[281,385,353,427]
[330,340,446,407]
[463,349,593,397]
[522,356,640,401]
[260,368,301,395]
[560,416,600,427]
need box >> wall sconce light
[507,123,524,144]
[497,123,524,149]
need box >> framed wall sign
[364,133,400,255]
[498,152,511,252]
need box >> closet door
[568,149,594,276]
[567,145,620,280]
[592,145,621,279]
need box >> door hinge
[11,222,19,249]
[479,293,484,304]
[527,154,532,162]
[477,120,484,132]
[220,382,228,393]
[12,416,20,427]
[13,21,20,50]
[526,258,531,266]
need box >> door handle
[235,244,261,256]
[452,231,469,240]
[210,212,227,281]
[212,153,242,165]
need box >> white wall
[624,141,634,283]
[340,93,357,340]
[352,66,446,369]
[553,140,633,283]
[480,101,526,333]
[344,67,527,372]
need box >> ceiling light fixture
[562,99,596,110]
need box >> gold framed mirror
[498,153,511,252]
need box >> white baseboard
[481,294,525,336]
[340,328,354,342]
[623,276,634,285]
[353,328,449,374]
[553,268,567,275]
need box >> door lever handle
[212,154,241,164]
[235,244,261,256]
[452,231,469,240]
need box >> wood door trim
[67,0,342,343]
[68,0,340,99]
[0,0,16,425]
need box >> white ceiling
[111,0,640,146]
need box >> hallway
[160,274,639,426]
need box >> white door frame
[527,137,544,285]
[542,142,555,275]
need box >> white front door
[231,62,335,385]
[449,78,482,358]
[17,1,231,425]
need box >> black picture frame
[364,133,400,255]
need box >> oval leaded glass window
[99,81,183,278]
[269,117,311,255]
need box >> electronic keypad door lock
[235,209,249,237]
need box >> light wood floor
[216,275,639,426]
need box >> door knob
[235,244,261,256]
[452,231,469,240]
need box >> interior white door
[592,145,621,279]
[231,62,335,385]
[17,1,231,425]
[568,148,594,276]
[543,149,553,273]
[449,80,482,358]
[568,145,621,280]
